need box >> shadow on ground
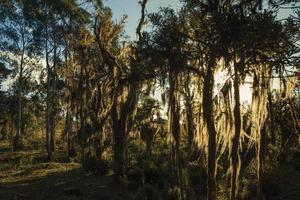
[0,142,124,200]
[0,163,125,200]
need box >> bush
[144,166,172,189]
[19,155,34,166]
[165,186,181,200]
[134,184,161,200]
[84,158,109,175]
[127,166,143,190]
[237,179,256,200]
[144,167,160,184]
[185,164,207,196]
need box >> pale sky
[104,1,296,40]
[104,0,182,40]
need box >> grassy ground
[0,141,124,200]
[1,140,300,200]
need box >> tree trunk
[184,74,194,153]
[267,91,275,145]
[45,25,53,160]
[252,68,269,200]
[50,41,58,154]
[169,72,184,200]
[13,77,22,152]
[13,38,25,152]
[46,67,52,159]
[230,63,241,200]
[66,111,71,157]
[65,110,75,157]
[50,74,56,153]
[268,68,276,145]
[203,62,217,200]
[257,124,266,200]
[186,102,193,151]
[111,81,138,181]
[111,104,126,181]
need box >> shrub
[144,167,160,184]
[144,166,171,189]
[165,186,181,200]
[185,164,207,196]
[134,184,161,200]
[84,158,109,175]
[127,166,143,190]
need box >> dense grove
[0,0,300,200]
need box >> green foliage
[164,186,181,200]
[127,166,143,190]
[134,184,162,200]
[84,158,109,175]
[185,163,207,196]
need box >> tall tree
[0,0,42,151]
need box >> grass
[1,140,299,200]
[0,141,125,200]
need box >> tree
[147,7,194,199]
[0,0,42,151]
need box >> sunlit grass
[0,141,80,185]
[0,162,80,184]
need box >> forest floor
[0,140,300,200]
[0,141,125,200]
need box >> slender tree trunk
[203,62,216,200]
[13,74,22,152]
[50,41,58,154]
[268,68,276,145]
[268,91,275,145]
[50,108,55,153]
[111,104,126,181]
[288,97,300,134]
[230,63,241,200]
[46,67,52,159]
[257,124,266,200]
[186,102,193,150]
[253,68,269,200]
[169,72,184,200]
[13,33,25,152]
[44,23,53,160]
[184,75,194,152]
[79,89,87,166]
[146,141,152,158]
[65,110,74,157]
[67,112,71,157]
[50,73,56,153]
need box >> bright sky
[104,0,182,40]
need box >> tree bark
[65,110,75,157]
[111,104,126,180]
[112,83,138,181]
[184,74,194,152]
[50,70,56,153]
[45,25,52,160]
[13,31,25,152]
[268,67,276,145]
[203,61,217,200]
[257,124,266,200]
[169,72,184,200]
[230,63,241,200]
[267,91,276,145]
[13,70,22,152]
